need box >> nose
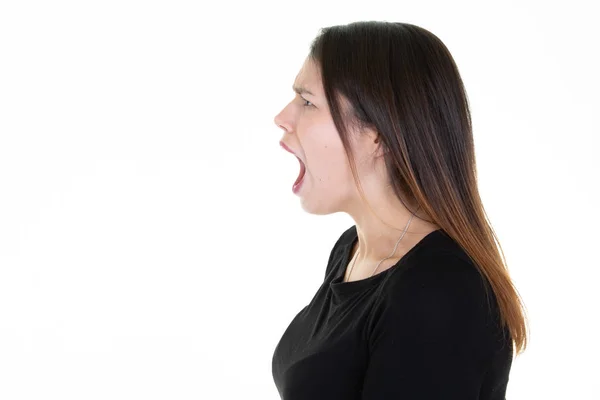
[274,110,292,137]
[274,111,284,130]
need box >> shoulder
[370,244,500,349]
[394,247,492,302]
[386,233,493,304]
[382,246,495,318]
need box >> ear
[367,129,386,159]
[374,141,387,159]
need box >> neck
[346,194,439,265]
[351,219,438,265]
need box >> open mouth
[294,157,306,186]
[280,141,306,193]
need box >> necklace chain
[345,210,417,283]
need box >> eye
[300,96,314,108]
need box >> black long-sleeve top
[271,225,513,399]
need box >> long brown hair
[308,21,528,356]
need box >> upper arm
[361,256,495,399]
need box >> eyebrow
[292,85,315,96]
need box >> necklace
[344,209,417,283]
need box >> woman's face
[274,57,378,215]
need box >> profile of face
[274,57,383,216]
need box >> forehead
[293,58,322,94]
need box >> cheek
[300,119,348,177]
[309,148,350,183]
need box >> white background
[1,0,598,399]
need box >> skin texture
[274,57,440,282]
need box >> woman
[271,21,528,399]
